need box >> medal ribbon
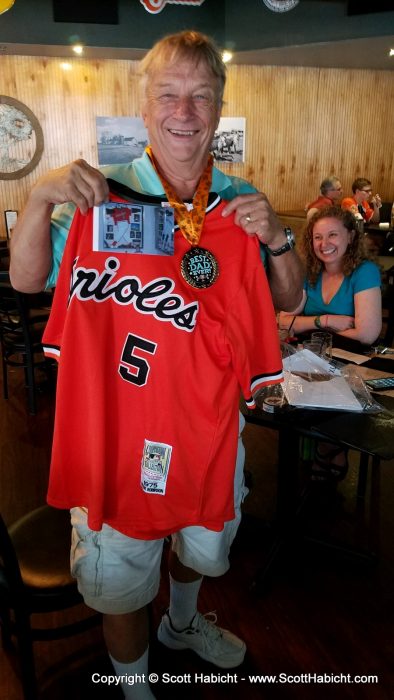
[145,145,213,246]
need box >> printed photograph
[96,116,148,165]
[211,117,246,163]
[93,202,175,256]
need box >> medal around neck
[181,247,219,289]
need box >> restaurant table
[364,223,394,257]
[241,359,394,592]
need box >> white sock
[168,574,203,630]
[109,648,156,700]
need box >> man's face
[356,185,372,203]
[327,182,343,202]
[142,58,222,173]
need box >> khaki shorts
[70,425,247,615]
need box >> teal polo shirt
[47,151,257,288]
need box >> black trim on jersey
[107,180,167,205]
[251,369,283,384]
[106,178,222,218]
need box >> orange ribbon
[145,145,213,246]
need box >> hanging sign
[140,0,205,14]
[0,0,15,15]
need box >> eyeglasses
[360,189,372,194]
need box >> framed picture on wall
[211,117,246,163]
[4,209,18,239]
[96,117,148,166]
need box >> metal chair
[0,505,101,700]
[0,270,53,414]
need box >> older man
[306,175,343,221]
[10,31,302,700]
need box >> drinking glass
[310,331,333,358]
[302,340,322,356]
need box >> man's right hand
[10,159,110,293]
[30,159,110,214]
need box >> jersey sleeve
[42,207,87,359]
[224,254,283,409]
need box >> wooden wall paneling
[0,55,141,238]
[223,64,394,212]
[312,68,394,201]
[0,55,393,240]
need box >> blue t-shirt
[303,260,381,317]
[47,152,257,288]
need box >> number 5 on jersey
[119,333,157,386]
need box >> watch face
[284,227,295,246]
[262,0,299,12]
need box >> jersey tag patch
[141,440,172,495]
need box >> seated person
[341,177,382,224]
[306,176,343,221]
[278,206,382,481]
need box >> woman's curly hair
[301,206,369,287]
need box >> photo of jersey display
[43,189,283,540]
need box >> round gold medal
[180,247,219,289]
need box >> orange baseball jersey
[43,191,283,539]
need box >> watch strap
[266,227,295,257]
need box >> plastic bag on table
[341,364,386,413]
[281,347,382,412]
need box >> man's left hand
[221,192,286,248]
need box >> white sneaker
[157,610,246,669]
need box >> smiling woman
[278,204,382,484]
[278,206,382,345]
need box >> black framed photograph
[4,209,17,239]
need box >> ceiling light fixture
[262,0,299,12]
[72,44,84,56]
[389,49,394,57]
[222,51,233,64]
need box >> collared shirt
[341,196,374,223]
[47,152,257,288]
[306,195,335,212]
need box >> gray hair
[320,176,341,195]
[138,30,226,105]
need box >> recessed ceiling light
[389,48,394,57]
[222,51,233,64]
[72,44,84,56]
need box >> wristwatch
[266,227,296,256]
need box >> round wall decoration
[0,96,44,180]
[262,0,299,12]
